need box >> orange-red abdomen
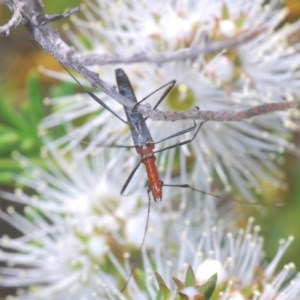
[136,145,162,201]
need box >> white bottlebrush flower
[2,159,298,300]
[41,0,300,201]
[137,216,299,299]
[0,141,177,299]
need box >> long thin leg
[155,121,206,154]
[88,142,136,149]
[152,80,176,110]
[87,91,128,123]
[121,160,142,195]
[163,183,224,200]
[143,189,152,247]
[136,80,176,109]
[120,122,205,195]
[132,80,176,120]
[154,121,196,145]
[120,189,152,293]
[62,65,128,124]
[162,183,264,206]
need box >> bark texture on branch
[1,0,297,122]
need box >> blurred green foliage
[0,71,76,185]
[43,1,82,15]
[253,153,300,270]
[0,72,43,184]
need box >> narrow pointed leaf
[0,159,20,171]
[198,273,217,300]
[172,277,185,290]
[221,3,230,19]
[156,285,171,300]
[0,100,28,133]
[155,272,171,300]
[20,104,40,138]
[27,72,44,124]
[134,268,146,290]
[155,272,168,287]
[0,131,18,145]
[185,265,196,287]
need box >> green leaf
[156,286,171,300]
[20,104,40,138]
[221,3,230,19]
[0,99,28,133]
[0,172,15,184]
[198,273,217,300]
[155,272,167,287]
[185,265,196,287]
[155,272,171,300]
[0,73,47,186]
[0,124,14,134]
[0,131,19,156]
[134,268,146,290]
[27,72,44,125]
[0,131,18,145]
[0,158,20,171]
[172,277,185,290]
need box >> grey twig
[45,6,80,23]
[71,28,265,66]
[1,0,297,123]
[141,102,297,122]
[0,0,23,35]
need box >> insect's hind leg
[154,120,197,145]
[162,182,266,206]
[154,121,207,154]
[163,183,223,200]
[119,188,152,293]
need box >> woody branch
[0,0,297,122]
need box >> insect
[64,66,213,202]
[113,71,272,206]
[62,67,265,292]
[116,68,210,202]
[116,68,163,201]
[57,67,278,207]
